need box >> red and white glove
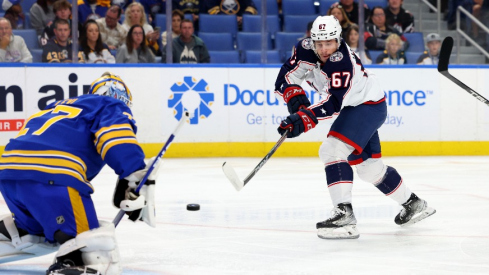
[281,84,311,114]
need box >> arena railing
[456,6,489,64]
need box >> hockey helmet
[89,72,133,107]
[310,15,342,45]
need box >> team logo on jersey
[168,77,214,124]
[302,38,313,50]
[329,52,343,62]
[56,216,65,224]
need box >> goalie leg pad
[55,221,121,275]
[0,214,58,258]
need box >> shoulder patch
[329,51,343,62]
[301,38,313,50]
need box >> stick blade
[438,36,453,73]
[222,162,244,191]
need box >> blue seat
[209,50,241,63]
[242,15,281,36]
[154,14,167,31]
[403,32,425,52]
[31,49,43,63]
[13,29,39,49]
[253,0,279,15]
[283,15,318,32]
[184,14,193,21]
[282,0,317,15]
[244,50,282,64]
[369,50,384,64]
[0,12,4,18]
[319,0,338,15]
[199,14,238,38]
[21,0,37,14]
[405,52,423,64]
[198,32,234,51]
[274,32,304,56]
[364,0,388,8]
[237,32,272,51]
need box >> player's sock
[325,161,354,206]
[374,166,412,204]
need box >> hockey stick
[113,111,189,227]
[222,131,288,191]
[438,36,489,106]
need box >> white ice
[1,156,489,275]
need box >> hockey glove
[281,84,311,114]
[277,109,318,138]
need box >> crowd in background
[0,0,488,64]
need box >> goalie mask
[89,72,133,107]
[310,15,342,50]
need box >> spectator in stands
[344,24,372,64]
[327,5,353,37]
[122,2,159,55]
[417,32,441,65]
[385,0,415,33]
[162,9,183,47]
[39,0,71,47]
[116,24,155,63]
[298,20,313,41]
[200,0,258,29]
[79,19,115,63]
[161,19,209,63]
[2,0,25,29]
[330,0,370,24]
[30,0,57,36]
[0,18,32,62]
[96,5,127,50]
[365,6,409,51]
[78,0,110,24]
[446,0,472,30]
[471,0,484,43]
[375,33,407,64]
[42,18,84,62]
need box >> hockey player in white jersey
[275,16,436,239]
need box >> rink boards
[0,64,488,156]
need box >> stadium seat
[154,14,167,31]
[198,32,234,51]
[365,0,388,9]
[254,0,279,15]
[282,0,317,15]
[21,0,37,14]
[403,32,425,52]
[209,50,241,63]
[199,14,238,38]
[369,50,383,64]
[184,13,193,21]
[242,15,281,36]
[31,49,43,63]
[244,50,282,64]
[13,29,39,49]
[283,15,318,32]
[236,32,272,51]
[0,12,4,18]
[119,14,125,24]
[274,32,303,56]
[405,52,423,64]
[319,0,338,15]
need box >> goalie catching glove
[281,84,311,114]
[278,109,318,138]
[112,157,160,227]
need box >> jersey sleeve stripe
[94,124,133,141]
[95,129,137,152]
[100,138,140,160]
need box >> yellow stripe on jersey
[100,138,140,159]
[95,130,137,153]
[94,123,133,142]
[67,187,90,235]
[1,150,87,172]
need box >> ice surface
[1,156,488,274]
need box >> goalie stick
[438,36,489,106]
[113,111,189,227]
[222,131,288,191]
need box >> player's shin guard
[374,166,412,204]
[0,214,58,261]
[325,161,354,206]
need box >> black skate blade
[48,266,100,275]
[401,207,436,227]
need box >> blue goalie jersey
[0,94,146,195]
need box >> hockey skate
[395,193,436,226]
[316,203,359,239]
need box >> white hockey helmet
[310,15,342,45]
[89,72,133,107]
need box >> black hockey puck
[186,204,200,211]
